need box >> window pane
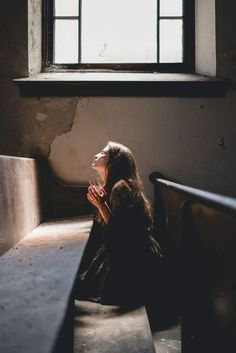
[160,0,183,17]
[159,19,183,63]
[81,0,157,63]
[54,0,79,16]
[54,20,78,63]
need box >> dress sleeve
[109,180,135,215]
[104,180,150,277]
[104,180,140,255]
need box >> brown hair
[104,141,152,228]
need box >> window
[43,0,195,72]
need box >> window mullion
[43,0,54,67]
[79,0,82,63]
[54,16,79,20]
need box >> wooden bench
[150,172,236,353]
[0,155,156,353]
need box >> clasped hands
[87,179,107,210]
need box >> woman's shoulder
[112,179,133,193]
[110,180,135,208]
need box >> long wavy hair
[103,141,152,228]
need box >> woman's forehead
[102,146,109,153]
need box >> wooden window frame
[42,0,195,73]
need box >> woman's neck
[98,170,107,185]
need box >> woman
[76,141,162,305]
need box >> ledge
[13,72,230,97]
[0,216,93,353]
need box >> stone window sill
[13,72,230,97]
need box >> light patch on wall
[48,97,109,184]
[35,113,48,122]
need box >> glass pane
[81,0,157,63]
[159,19,183,63]
[55,0,79,16]
[160,0,183,17]
[54,20,78,63]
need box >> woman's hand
[87,180,106,210]
[87,180,111,225]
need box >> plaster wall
[48,94,236,201]
[0,0,236,205]
[195,0,216,76]
[28,0,42,75]
[215,0,236,80]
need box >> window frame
[42,0,195,73]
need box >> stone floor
[73,300,155,353]
[73,299,181,353]
[152,324,181,353]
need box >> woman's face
[92,146,109,172]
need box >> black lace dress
[75,180,160,305]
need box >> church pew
[150,172,236,353]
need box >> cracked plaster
[35,113,48,122]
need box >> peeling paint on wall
[35,113,48,122]
[17,97,82,157]
[48,97,113,184]
[48,97,89,159]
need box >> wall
[0,0,236,203]
[0,156,41,254]
[215,0,236,79]
[195,0,216,76]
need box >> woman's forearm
[98,202,112,225]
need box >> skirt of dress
[75,242,162,306]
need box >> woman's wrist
[98,202,112,225]
[98,201,108,213]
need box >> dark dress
[75,180,161,305]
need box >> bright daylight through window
[52,0,184,65]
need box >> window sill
[13,72,230,97]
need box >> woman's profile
[76,141,162,305]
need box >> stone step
[0,216,93,353]
[152,324,181,353]
[74,300,156,353]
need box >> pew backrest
[150,172,236,353]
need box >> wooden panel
[160,186,187,250]
[182,202,236,353]
[152,174,236,352]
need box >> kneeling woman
[76,141,160,305]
